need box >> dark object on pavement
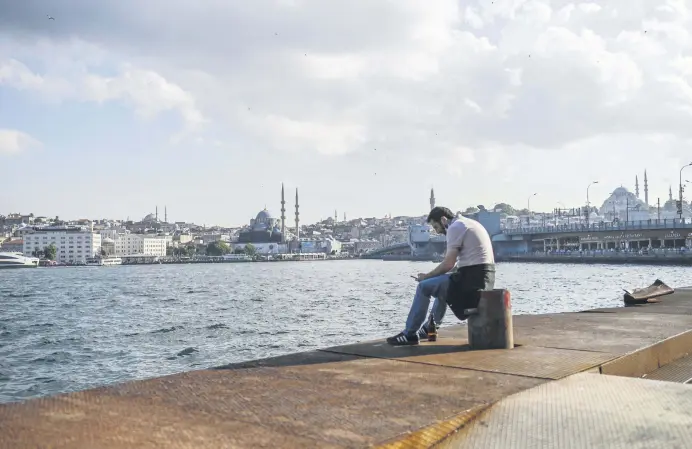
[623,279,674,305]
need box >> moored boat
[0,252,40,269]
[85,256,123,266]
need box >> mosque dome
[255,209,273,222]
[251,208,276,231]
[143,213,156,222]
[599,186,649,215]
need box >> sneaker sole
[386,340,420,346]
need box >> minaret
[164,206,167,223]
[280,183,286,243]
[294,188,300,240]
[669,185,673,202]
[644,170,649,205]
[343,212,346,221]
[334,209,337,222]
[155,206,158,221]
[429,188,435,210]
[635,175,640,198]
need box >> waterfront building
[97,230,168,257]
[116,233,167,257]
[293,236,342,254]
[23,225,101,264]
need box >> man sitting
[387,206,496,346]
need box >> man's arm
[421,221,466,280]
[423,246,459,279]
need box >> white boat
[0,252,40,269]
[221,254,253,262]
[85,256,122,266]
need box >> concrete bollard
[464,289,514,350]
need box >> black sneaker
[386,331,419,346]
[416,325,438,342]
[417,327,428,340]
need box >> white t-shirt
[445,217,495,268]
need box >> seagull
[47,15,55,20]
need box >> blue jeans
[404,274,449,334]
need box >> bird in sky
[47,15,55,20]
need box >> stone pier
[2,289,692,448]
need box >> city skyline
[2,174,686,229]
[1,1,691,226]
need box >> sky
[1,0,692,226]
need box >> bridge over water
[362,219,692,259]
[495,218,692,254]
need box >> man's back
[445,216,495,267]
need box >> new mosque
[233,184,302,254]
[234,184,342,256]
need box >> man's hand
[416,273,428,282]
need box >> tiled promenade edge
[1,288,691,448]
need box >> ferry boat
[85,256,122,266]
[221,254,253,262]
[0,252,40,269]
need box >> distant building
[237,184,298,246]
[201,233,231,245]
[4,213,34,227]
[116,234,167,256]
[98,230,168,257]
[599,187,650,220]
[23,225,101,263]
[237,209,284,244]
[0,238,23,253]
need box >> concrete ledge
[600,329,692,378]
[374,404,489,449]
[1,288,691,448]
[439,372,692,448]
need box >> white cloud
[0,43,204,142]
[256,114,367,155]
[578,3,602,14]
[1,0,692,218]
[7,0,688,157]
[0,129,41,155]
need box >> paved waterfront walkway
[2,289,692,448]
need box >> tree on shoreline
[206,241,230,256]
[43,244,57,260]
[244,243,256,256]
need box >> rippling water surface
[0,260,688,403]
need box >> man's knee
[415,282,426,295]
[418,275,447,296]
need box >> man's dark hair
[427,206,455,223]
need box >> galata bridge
[363,213,692,259]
